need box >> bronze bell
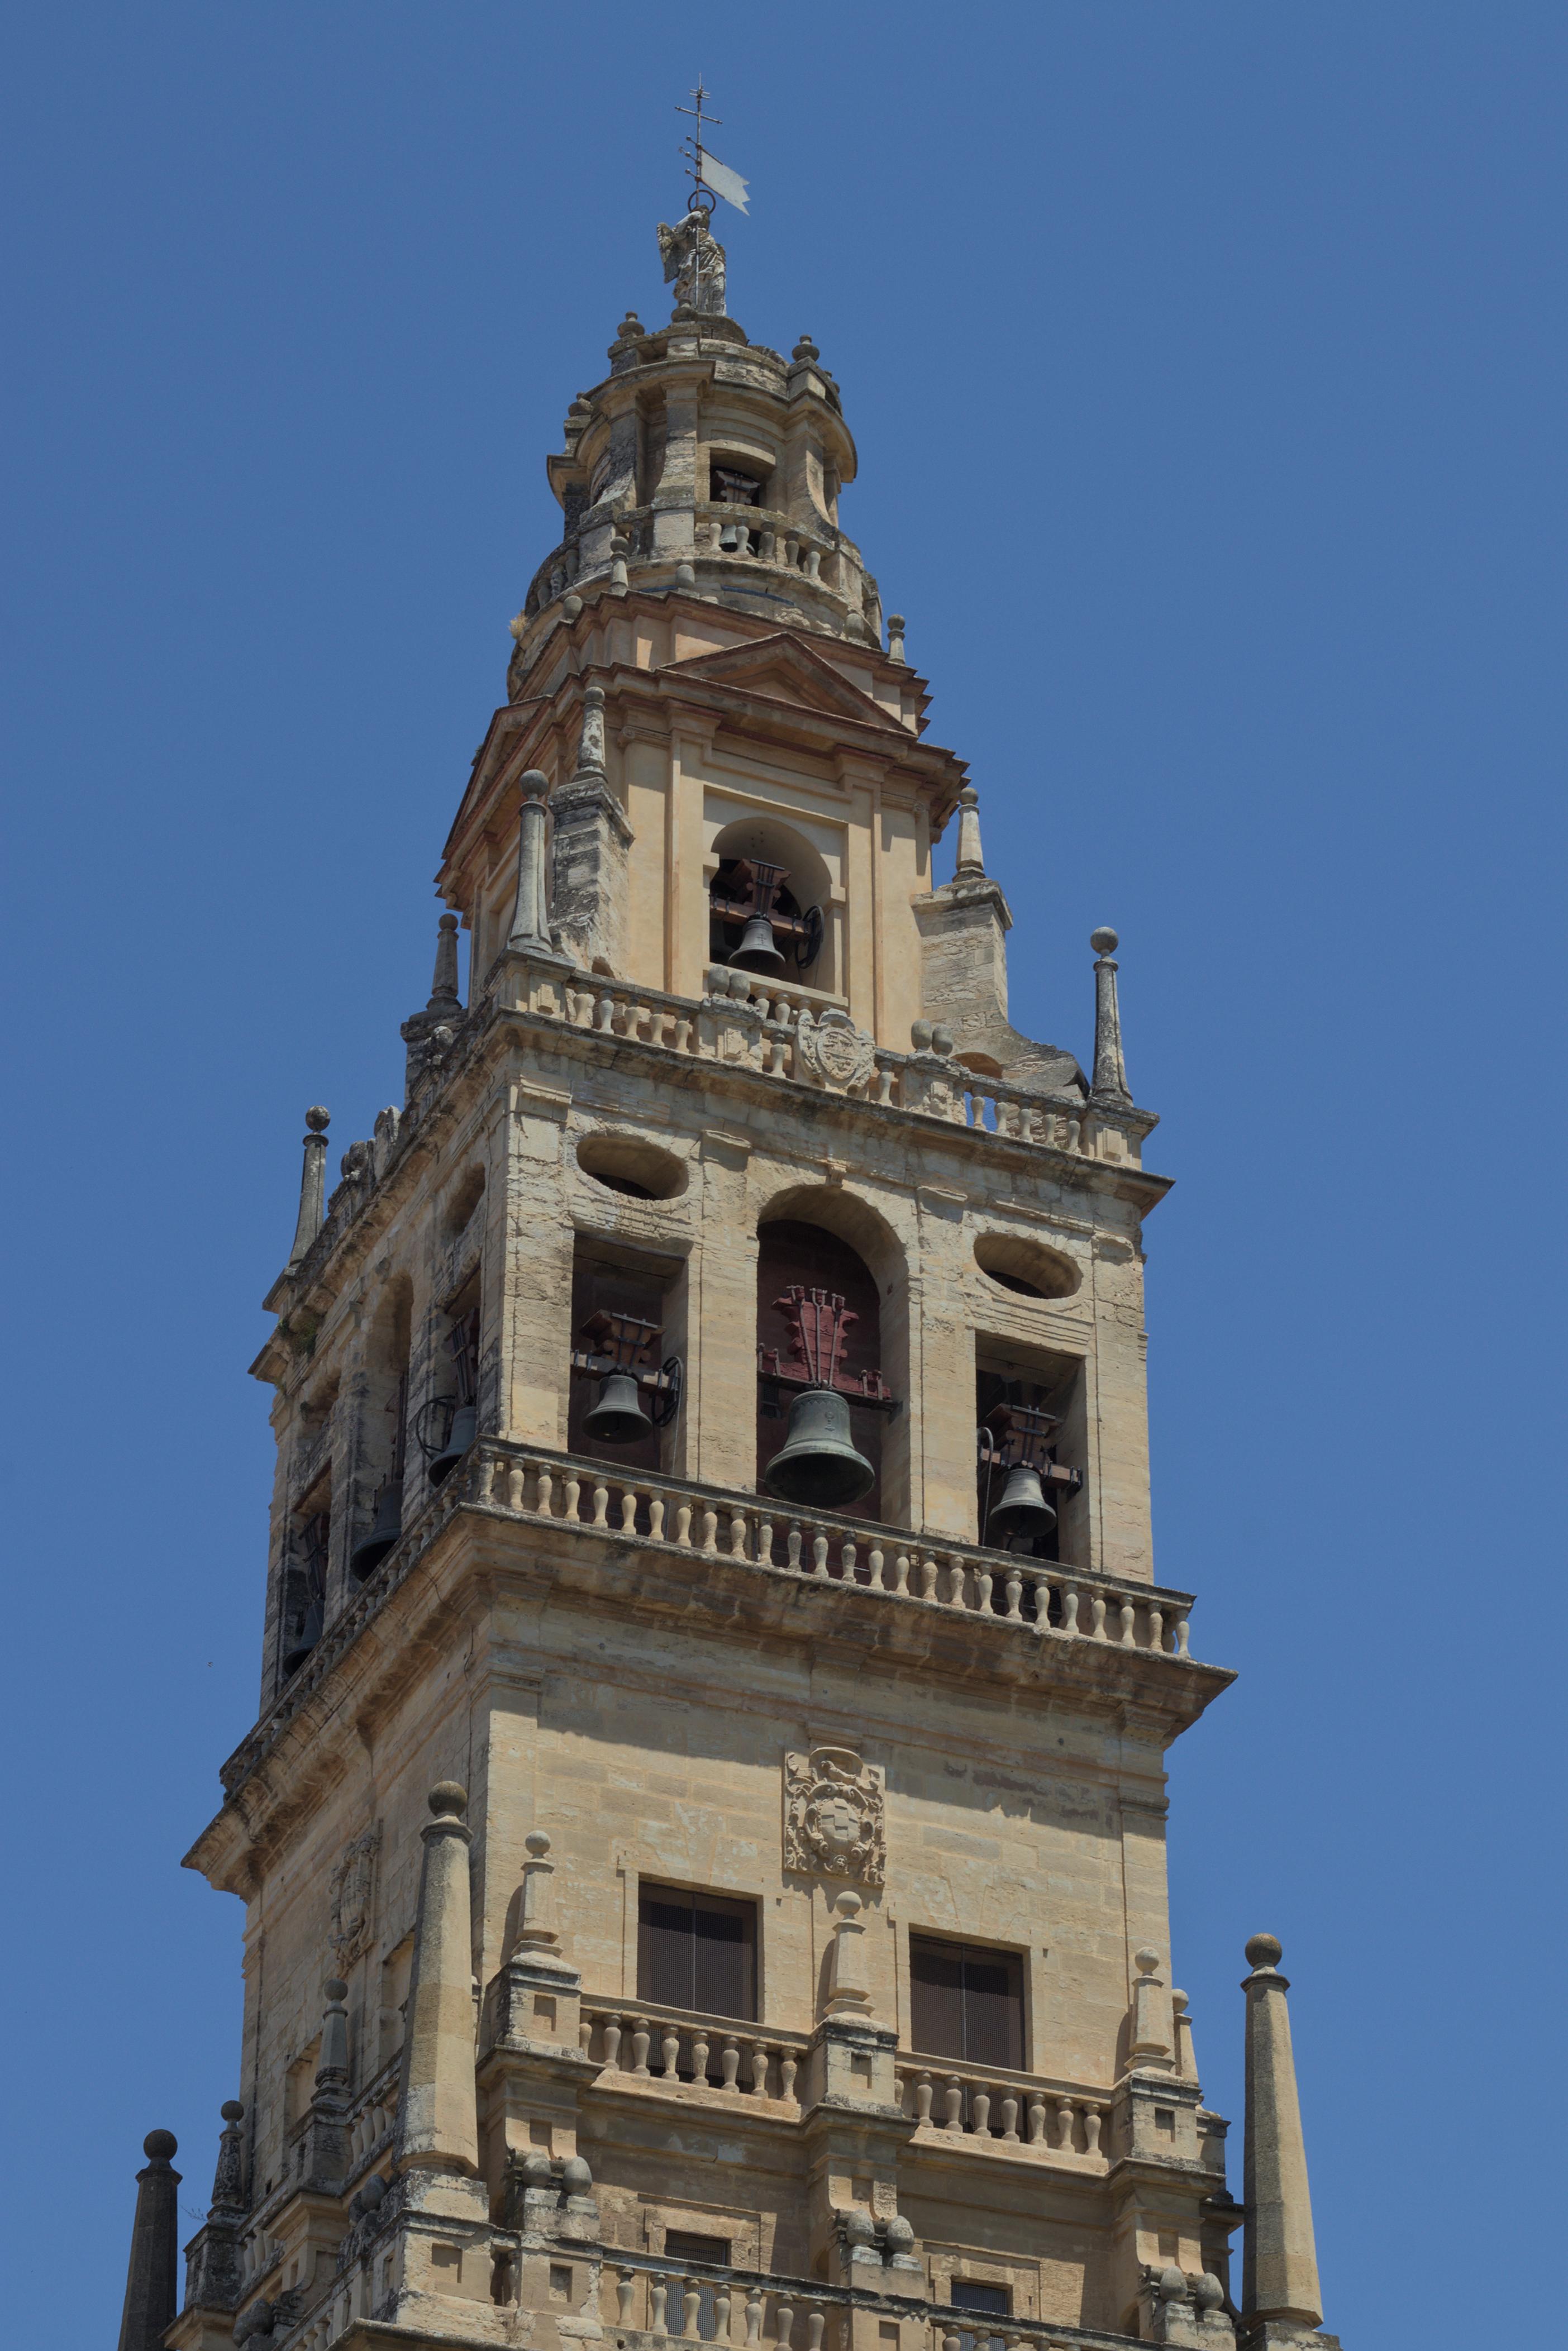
[730,913,787,976]
[349,1479,403,1582]
[763,1385,875,1509]
[583,1369,655,1446]
[988,1461,1057,1541]
[427,1401,477,1488]
[282,1594,323,1680]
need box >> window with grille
[637,1885,757,2021]
[908,1935,1024,2069]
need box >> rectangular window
[909,1935,1024,2069]
[638,1883,757,2021]
[949,2282,1009,2351]
[664,2233,732,2266]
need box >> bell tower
[137,212,1344,2351]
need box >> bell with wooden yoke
[761,1284,876,1509]
[579,1311,661,1446]
[984,1401,1060,1541]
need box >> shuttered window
[908,1935,1024,2069]
[637,1884,757,2021]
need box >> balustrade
[599,2257,1100,2351]
[468,1446,1197,1666]
[583,2000,804,2102]
[504,957,1134,1167]
[896,2060,1108,2158]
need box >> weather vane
[676,78,749,218]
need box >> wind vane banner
[698,147,750,214]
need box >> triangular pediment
[663,633,905,729]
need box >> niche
[973,1231,1080,1301]
[575,1132,687,1201]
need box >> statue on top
[656,209,727,317]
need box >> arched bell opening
[755,1203,904,1528]
[707,818,835,991]
[350,1277,413,1584]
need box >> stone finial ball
[1194,2274,1224,2311]
[888,614,905,632]
[428,1781,468,1819]
[323,1979,349,2004]
[438,912,458,932]
[221,2100,245,2123]
[305,1105,330,1132]
[834,1888,864,1920]
[884,2214,914,2252]
[144,2130,178,2160]
[1158,2266,1187,2302]
[560,2154,593,2191]
[959,785,979,808]
[525,1829,552,1859]
[1135,1947,1160,1976]
[1090,927,1119,956]
[1245,1932,1284,1969]
[518,768,550,798]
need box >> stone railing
[468,1441,1198,1664]
[498,955,1146,1169]
[582,1998,808,2101]
[894,2058,1109,2156]
[594,2253,1145,2351]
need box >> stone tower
[144,220,1342,2351]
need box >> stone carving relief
[795,1007,876,1096]
[327,1826,381,1967]
[784,1747,885,1885]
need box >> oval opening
[576,1134,686,1203]
[974,1232,1080,1302]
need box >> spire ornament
[505,769,555,953]
[1089,927,1132,1108]
[1242,1933,1324,2334]
[397,1782,480,2178]
[954,785,985,878]
[285,1108,330,1271]
[116,2130,180,2351]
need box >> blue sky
[3,7,1563,2342]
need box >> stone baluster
[631,2018,652,2076]
[650,2279,669,2337]
[778,2050,798,2101]
[1119,1599,1136,1647]
[1083,2105,1104,2154]
[751,2042,771,2096]
[689,2025,710,2085]
[1175,1613,1191,1657]
[600,2013,623,2068]
[700,1506,719,1554]
[730,1511,749,1558]
[535,1466,554,1517]
[1148,1603,1165,1653]
[1090,1591,1107,1639]
[648,1492,665,1538]
[1054,2100,1075,2150]
[660,2026,681,2080]
[913,2071,933,2123]
[1060,1582,1079,1634]
[811,1531,830,1577]
[776,2297,797,2351]
[1003,1566,1023,1621]
[974,1562,993,1612]
[919,1555,938,1599]
[591,1480,609,1528]
[756,1515,774,1565]
[674,1501,693,1544]
[620,1487,638,1534]
[563,1472,581,1522]
[1027,2091,1048,2144]
[683,2278,702,2338]
[971,2088,991,2137]
[502,1455,525,1509]
[998,2093,1019,2143]
[841,1539,857,1581]
[941,2076,964,2131]
[720,2035,742,2090]
[892,1552,911,1594]
[745,2287,765,2347]
[807,2307,826,2351]
[616,2270,637,2325]
[944,1555,966,1606]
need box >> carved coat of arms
[795,1008,876,1095]
[784,1747,885,1884]
[328,1826,381,1966]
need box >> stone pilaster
[550,684,635,971]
